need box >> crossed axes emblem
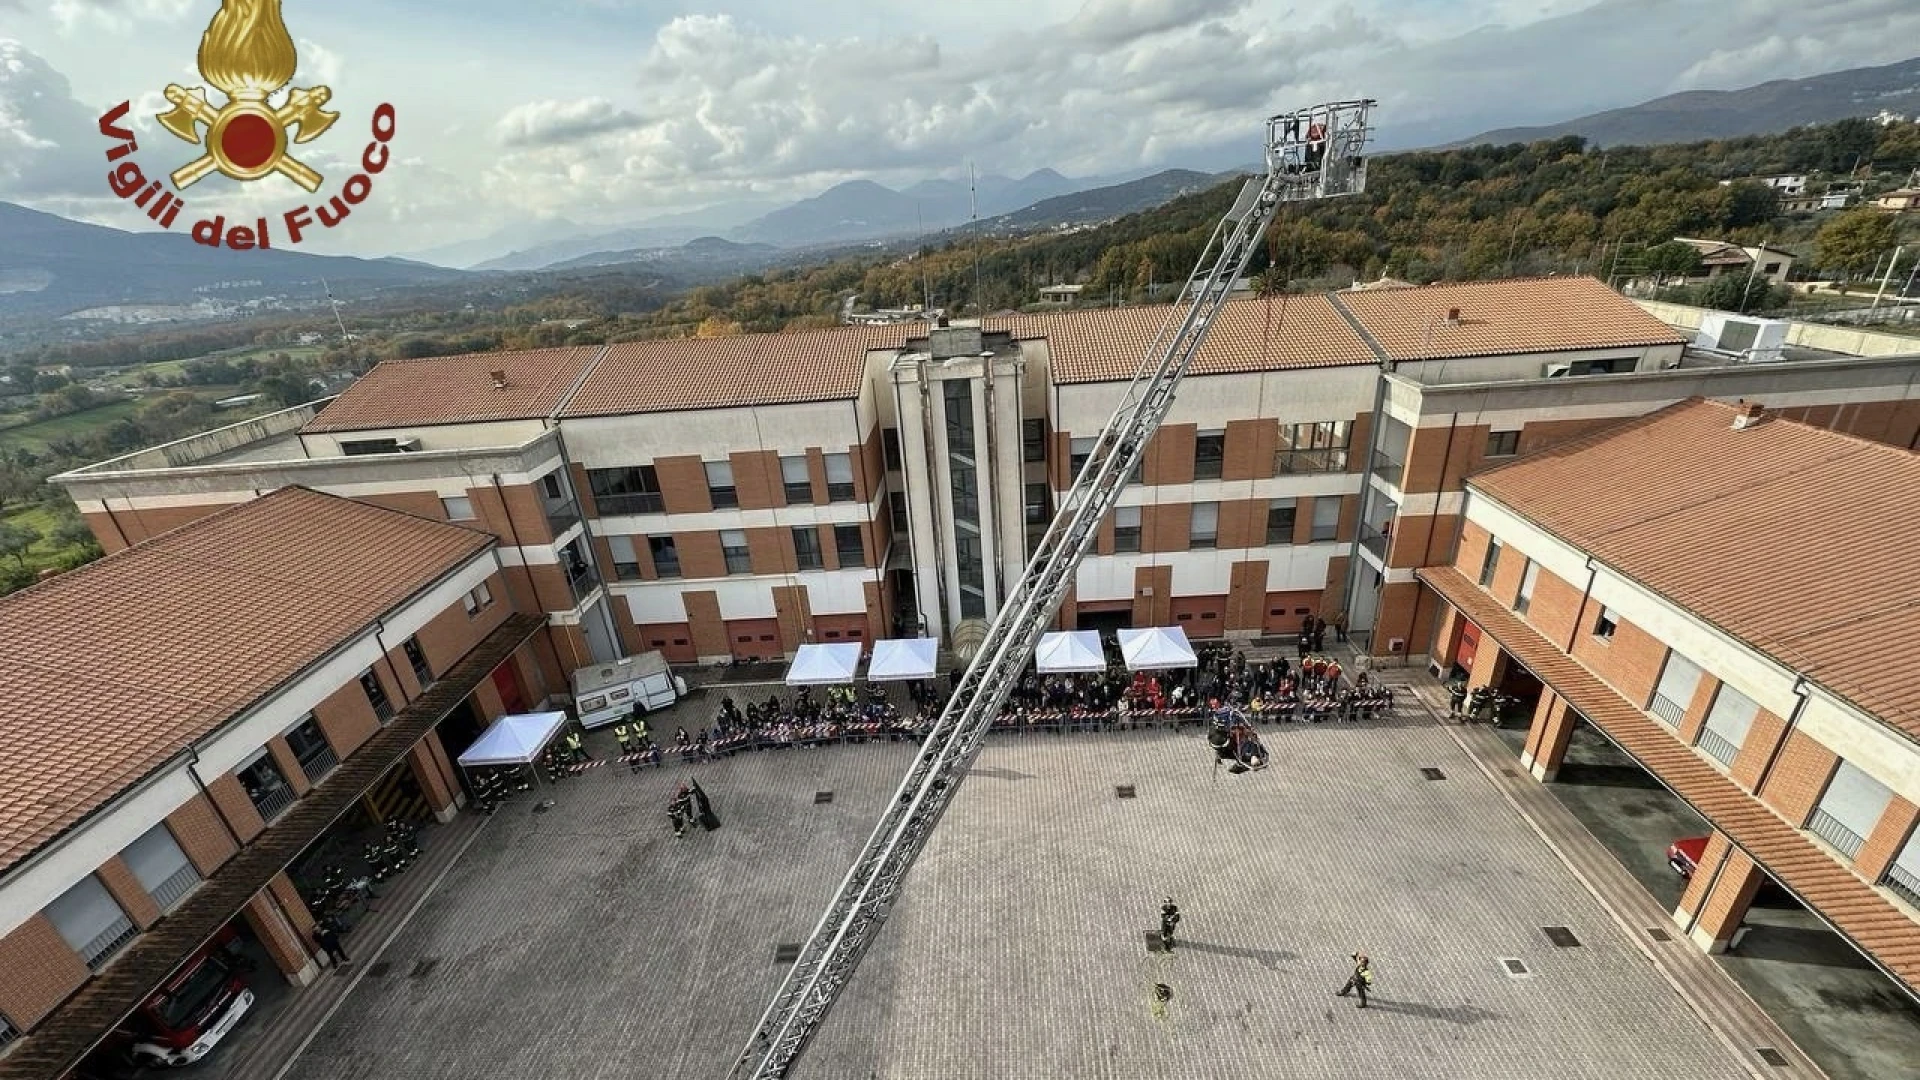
[157,83,339,192]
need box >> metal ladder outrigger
[728,98,1377,1080]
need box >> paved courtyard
[282,706,1756,1080]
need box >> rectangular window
[1648,651,1702,727]
[542,473,565,499]
[1697,683,1759,767]
[1486,430,1520,457]
[237,750,295,822]
[587,465,663,515]
[825,453,856,502]
[834,524,866,568]
[1069,437,1095,482]
[1022,419,1046,463]
[285,714,338,782]
[1276,420,1352,473]
[882,429,902,471]
[607,535,642,580]
[1114,506,1142,552]
[1266,499,1297,544]
[403,635,433,688]
[1479,538,1502,587]
[781,455,813,505]
[361,669,394,723]
[1024,483,1049,526]
[122,823,199,913]
[1883,831,1920,907]
[1513,561,1540,615]
[1593,606,1618,640]
[1190,502,1219,549]
[649,536,681,578]
[793,527,823,571]
[462,581,493,615]
[46,876,135,971]
[1808,762,1891,860]
[441,496,474,521]
[721,529,751,574]
[1193,430,1225,480]
[705,461,738,509]
[890,491,909,534]
[1310,497,1340,542]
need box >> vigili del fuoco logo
[97,0,397,250]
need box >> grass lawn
[0,501,91,581]
[108,344,326,389]
[0,398,145,455]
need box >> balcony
[1806,807,1867,860]
[594,492,663,516]
[148,864,201,913]
[80,916,138,971]
[1648,693,1688,727]
[566,562,601,603]
[249,782,295,824]
[1695,727,1741,768]
[543,498,580,537]
[1884,862,1920,908]
[1359,523,1390,563]
[297,743,340,782]
[1370,448,1405,487]
[1276,448,1349,475]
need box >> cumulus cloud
[495,98,649,148]
[47,0,195,34]
[0,39,109,198]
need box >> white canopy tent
[1035,630,1106,673]
[867,637,939,681]
[1118,626,1198,671]
[785,642,863,686]
[457,711,568,769]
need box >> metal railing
[654,556,682,579]
[1359,524,1390,562]
[544,500,580,537]
[567,563,601,602]
[298,743,339,781]
[1648,693,1687,727]
[723,551,752,575]
[81,916,138,971]
[1370,448,1404,486]
[1883,862,1920,908]
[1276,447,1349,474]
[149,864,202,913]
[594,492,663,516]
[250,783,295,823]
[1695,727,1741,767]
[1806,807,1867,859]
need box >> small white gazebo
[867,638,939,681]
[1118,626,1198,670]
[1034,630,1106,673]
[784,642,863,686]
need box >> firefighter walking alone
[1159,898,1181,953]
[1336,951,1374,1008]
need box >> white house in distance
[1672,238,1797,287]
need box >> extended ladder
[728,99,1377,1080]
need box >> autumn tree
[693,315,745,338]
[1815,208,1898,284]
[1643,240,1704,284]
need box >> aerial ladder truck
[728,98,1379,1080]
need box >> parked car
[1668,835,1708,878]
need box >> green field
[107,343,325,389]
[0,398,145,455]
[0,501,91,581]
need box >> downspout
[1751,675,1813,800]
[372,618,412,706]
[918,356,951,637]
[490,472,540,612]
[1565,556,1598,653]
[186,746,246,851]
[99,494,132,550]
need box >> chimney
[1731,401,1766,429]
[490,369,508,390]
[935,315,950,328]
[1446,307,1461,323]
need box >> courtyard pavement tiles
[281,718,1755,1080]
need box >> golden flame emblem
[155,0,339,192]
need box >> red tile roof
[0,488,494,874]
[303,346,602,433]
[1469,398,1920,739]
[1331,276,1685,360]
[1422,566,1919,995]
[561,329,875,417]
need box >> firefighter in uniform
[1159,898,1181,952]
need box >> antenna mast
[321,277,351,347]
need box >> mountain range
[1450,55,1920,148]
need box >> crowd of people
[586,640,1395,771]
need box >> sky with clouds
[1,0,1916,259]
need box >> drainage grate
[365,961,392,978]
[1543,926,1582,948]
[1500,957,1531,977]
[1420,767,1446,781]
[813,791,833,805]
[1646,927,1673,943]
[1115,785,1137,799]
[1756,1047,1790,1067]
[409,958,439,980]
[774,943,801,965]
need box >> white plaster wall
[1052,365,1378,434]
[0,554,497,939]
[1394,344,1677,385]
[301,419,547,454]
[617,571,873,624]
[561,400,866,464]
[1074,544,1341,603]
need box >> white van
[572,651,687,729]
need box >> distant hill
[546,235,781,272]
[1449,55,1920,148]
[465,199,781,273]
[965,169,1225,234]
[729,169,1088,248]
[0,202,461,321]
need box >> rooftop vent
[490,369,508,390]
[1446,307,1462,323]
[1732,401,1767,430]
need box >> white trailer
[572,652,686,730]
